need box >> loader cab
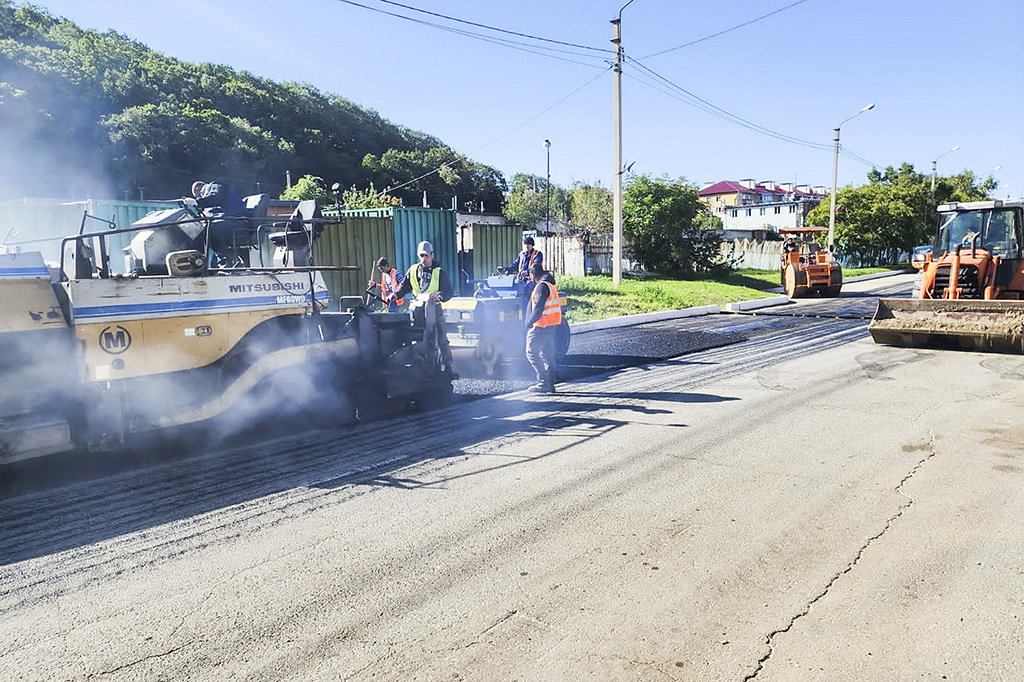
[935,201,1023,260]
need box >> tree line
[0,2,1001,275]
[0,1,505,208]
[805,163,997,265]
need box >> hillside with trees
[0,1,506,207]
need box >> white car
[911,244,932,270]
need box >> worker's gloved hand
[181,197,198,208]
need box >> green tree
[622,175,721,276]
[502,173,568,230]
[280,174,334,203]
[0,1,508,202]
[361,147,506,211]
[339,182,401,209]
[805,163,998,264]
[566,181,612,235]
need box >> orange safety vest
[381,268,403,306]
[516,249,541,275]
[533,282,562,328]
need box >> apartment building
[699,179,828,239]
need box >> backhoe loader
[869,199,1024,353]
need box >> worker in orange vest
[369,257,405,312]
[524,261,561,393]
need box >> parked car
[911,244,932,269]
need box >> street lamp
[543,139,551,234]
[930,145,961,205]
[828,103,874,250]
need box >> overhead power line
[624,56,880,168]
[346,67,612,207]
[332,0,610,66]
[626,56,829,150]
[368,0,612,53]
[639,0,812,60]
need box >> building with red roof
[699,179,828,239]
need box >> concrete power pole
[611,17,623,284]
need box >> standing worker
[524,262,561,393]
[387,241,457,379]
[369,257,405,312]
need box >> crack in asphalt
[97,642,192,676]
[742,433,939,681]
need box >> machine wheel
[477,341,501,376]
[554,320,571,360]
[822,265,843,297]
[782,264,807,298]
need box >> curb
[724,295,789,312]
[570,304,719,334]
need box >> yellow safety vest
[407,263,442,296]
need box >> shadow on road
[0,383,741,566]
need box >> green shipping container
[317,206,459,304]
[0,199,170,273]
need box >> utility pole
[828,103,874,250]
[543,139,551,233]
[612,8,631,285]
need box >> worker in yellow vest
[524,262,561,393]
[387,241,457,379]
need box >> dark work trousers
[525,324,557,387]
[413,299,454,368]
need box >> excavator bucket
[869,298,1024,353]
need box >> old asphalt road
[2,272,1022,681]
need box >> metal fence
[720,237,908,270]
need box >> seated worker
[185,180,248,265]
[369,257,405,312]
[502,236,543,300]
[386,241,457,378]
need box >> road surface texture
[2,273,1022,681]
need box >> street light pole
[828,103,874,250]
[611,0,635,286]
[930,145,961,205]
[543,139,551,233]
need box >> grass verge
[558,267,893,324]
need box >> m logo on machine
[99,325,132,354]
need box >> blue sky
[29,0,1024,198]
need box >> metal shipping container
[318,207,459,301]
[0,199,170,273]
